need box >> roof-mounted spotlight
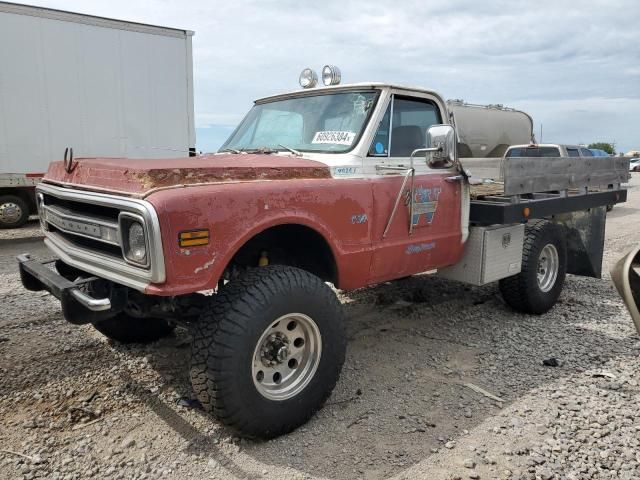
[322,65,341,86]
[299,68,318,88]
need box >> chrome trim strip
[43,204,120,246]
[44,204,118,229]
[45,235,150,292]
[38,183,165,286]
[70,289,112,311]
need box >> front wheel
[499,220,567,314]
[190,265,346,438]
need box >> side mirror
[425,124,456,168]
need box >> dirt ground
[0,176,638,480]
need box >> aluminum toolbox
[438,224,524,286]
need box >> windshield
[220,91,379,153]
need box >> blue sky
[29,0,640,154]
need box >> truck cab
[218,82,468,283]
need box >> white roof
[507,143,581,149]
[256,82,446,105]
[0,1,193,37]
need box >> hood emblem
[63,147,77,174]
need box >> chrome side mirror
[408,124,457,169]
[425,124,456,168]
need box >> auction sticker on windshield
[312,131,356,145]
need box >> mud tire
[189,265,346,439]
[499,220,567,315]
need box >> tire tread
[499,220,566,315]
[189,265,346,438]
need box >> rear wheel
[93,314,175,343]
[190,265,346,438]
[0,195,29,229]
[499,220,567,314]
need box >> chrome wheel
[0,201,23,224]
[252,313,322,401]
[537,244,559,292]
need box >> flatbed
[468,155,629,224]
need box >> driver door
[367,94,463,283]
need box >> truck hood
[43,153,332,197]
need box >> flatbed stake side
[18,81,631,438]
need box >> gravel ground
[0,175,638,480]
[0,218,42,243]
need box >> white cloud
[515,97,640,149]
[24,0,640,151]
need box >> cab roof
[255,82,447,106]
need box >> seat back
[390,125,424,157]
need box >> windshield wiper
[219,148,241,154]
[239,147,279,154]
[278,144,303,157]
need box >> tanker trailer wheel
[0,195,29,229]
[190,265,346,438]
[499,220,567,314]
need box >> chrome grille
[36,183,166,291]
[42,203,120,246]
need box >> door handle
[445,175,464,183]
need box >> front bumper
[18,254,127,324]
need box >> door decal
[411,187,441,226]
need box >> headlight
[322,65,341,86]
[119,213,149,267]
[299,68,318,88]
[128,222,146,262]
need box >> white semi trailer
[0,2,195,228]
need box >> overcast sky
[29,0,640,153]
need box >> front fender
[145,179,374,295]
[205,211,344,289]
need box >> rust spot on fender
[194,258,216,274]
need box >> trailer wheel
[0,195,29,229]
[93,314,176,343]
[189,265,346,438]
[499,220,567,314]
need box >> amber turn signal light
[179,229,209,247]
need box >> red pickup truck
[18,77,630,438]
